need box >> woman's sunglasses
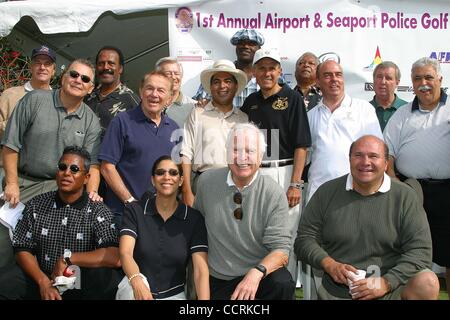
[57,163,83,174]
[68,70,92,84]
[154,168,180,177]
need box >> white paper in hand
[0,196,25,240]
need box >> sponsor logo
[364,46,382,71]
[318,52,340,64]
[429,51,450,63]
[175,7,193,33]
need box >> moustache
[418,85,432,92]
[99,69,114,76]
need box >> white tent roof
[0,0,210,36]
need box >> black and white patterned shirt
[13,191,118,276]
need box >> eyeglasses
[68,70,92,84]
[233,192,243,220]
[57,163,83,174]
[154,168,180,177]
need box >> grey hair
[226,122,267,158]
[155,56,183,75]
[373,61,401,81]
[411,57,441,78]
[296,52,319,67]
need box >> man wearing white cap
[181,60,248,207]
[241,48,311,285]
[193,29,264,108]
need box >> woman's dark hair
[151,155,183,176]
[61,146,91,171]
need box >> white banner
[169,0,450,101]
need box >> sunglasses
[154,168,180,177]
[233,192,243,220]
[68,70,92,84]
[57,163,83,174]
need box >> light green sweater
[194,167,292,280]
[295,175,432,298]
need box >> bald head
[349,135,388,161]
[316,60,344,102]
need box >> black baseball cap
[31,45,56,62]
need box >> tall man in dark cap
[193,28,264,108]
[84,46,139,139]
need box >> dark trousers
[210,267,295,300]
[0,263,123,300]
[420,181,450,267]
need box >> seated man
[294,135,439,300]
[0,146,121,300]
[194,123,295,300]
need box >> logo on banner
[175,7,194,33]
[430,52,450,63]
[363,46,382,71]
[318,52,340,64]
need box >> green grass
[295,277,448,300]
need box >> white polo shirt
[384,91,450,179]
[307,94,383,201]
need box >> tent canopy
[0,0,211,91]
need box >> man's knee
[402,271,440,300]
[262,267,295,298]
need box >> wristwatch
[124,196,137,205]
[63,249,72,266]
[289,180,304,189]
[254,264,267,278]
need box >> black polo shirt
[241,84,311,160]
[120,193,208,299]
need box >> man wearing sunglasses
[0,146,121,300]
[1,58,102,209]
[194,123,295,300]
[0,45,56,271]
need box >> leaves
[0,37,32,93]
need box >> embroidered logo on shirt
[272,97,288,110]
[97,216,105,223]
[110,223,116,229]
[44,254,50,261]
[26,232,32,239]
[250,104,258,110]
[76,233,84,240]
[41,228,49,236]
[62,217,68,226]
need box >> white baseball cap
[253,48,281,65]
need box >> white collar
[226,170,259,190]
[24,81,52,92]
[345,172,391,193]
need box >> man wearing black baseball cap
[0,44,56,271]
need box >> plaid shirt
[12,192,118,276]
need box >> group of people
[0,26,447,300]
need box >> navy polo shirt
[241,84,311,160]
[98,105,179,213]
[120,193,208,299]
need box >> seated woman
[118,155,209,300]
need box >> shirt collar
[24,81,52,92]
[54,191,89,210]
[226,170,259,189]
[54,89,85,118]
[145,196,188,220]
[345,172,391,194]
[411,89,447,111]
[371,94,402,110]
[134,105,170,125]
[172,91,184,105]
[204,101,237,116]
[258,83,289,100]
